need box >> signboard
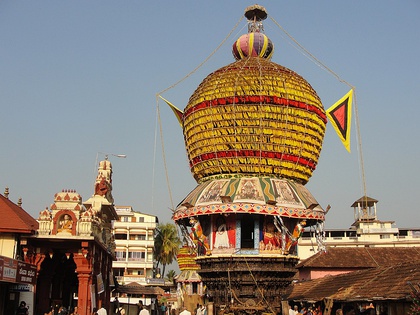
[146,278,165,285]
[10,284,33,292]
[0,255,37,284]
[16,261,37,285]
[0,256,17,282]
[96,273,104,294]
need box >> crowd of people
[288,302,384,315]
[288,305,346,315]
[18,298,385,315]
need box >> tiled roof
[350,196,378,207]
[0,194,38,233]
[117,282,164,295]
[288,261,420,302]
[297,247,420,269]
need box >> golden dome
[183,57,327,185]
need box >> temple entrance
[36,252,78,315]
[241,216,255,249]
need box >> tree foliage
[165,269,177,283]
[154,223,181,277]
[409,283,420,315]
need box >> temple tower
[24,158,118,315]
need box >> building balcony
[114,221,157,230]
[113,258,153,264]
[114,239,154,247]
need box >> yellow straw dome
[183,56,327,185]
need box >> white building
[112,206,158,286]
[298,196,420,260]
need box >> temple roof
[117,282,165,295]
[297,247,420,269]
[0,193,38,234]
[351,195,378,208]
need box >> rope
[154,15,244,224]
[155,99,175,210]
[151,99,159,213]
[269,15,368,200]
[354,90,368,203]
[157,15,244,96]
[244,258,276,314]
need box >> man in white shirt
[179,307,191,315]
[288,305,296,315]
[139,305,150,315]
[97,305,107,315]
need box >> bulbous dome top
[232,32,274,60]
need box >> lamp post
[98,152,127,160]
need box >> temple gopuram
[22,157,118,315]
[172,5,327,315]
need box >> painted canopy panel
[174,177,324,221]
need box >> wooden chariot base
[196,254,299,315]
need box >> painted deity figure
[260,221,281,250]
[285,220,306,253]
[189,217,210,255]
[57,214,73,233]
[214,216,230,249]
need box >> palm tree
[154,223,181,277]
[165,269,177,284]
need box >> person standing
[140,305,150,315]
[137,301,144,315]
[16,301,29,315]
[195,305,202,315]
[200,305,207,315]
[97,304,107,315]
[113,297,120,314]
[179,307,191,315]
[70,306,79,315]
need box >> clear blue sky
[1,1,419,230]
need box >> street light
[98,152,127,160]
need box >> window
[115,251,126,261]
[330,231,345,238]
[128,251,145,261]
[399,230,408,236]
[347,231,357,237]
[115,234,127,240]
[114,268,125,276]
[129,235,146,240]
[192,282,198,294]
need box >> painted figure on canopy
[189,217,210,255]
[260,221,281,251]
[285,220,306,253]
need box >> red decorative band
[184,95,327,123]
[189,149,316,170]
